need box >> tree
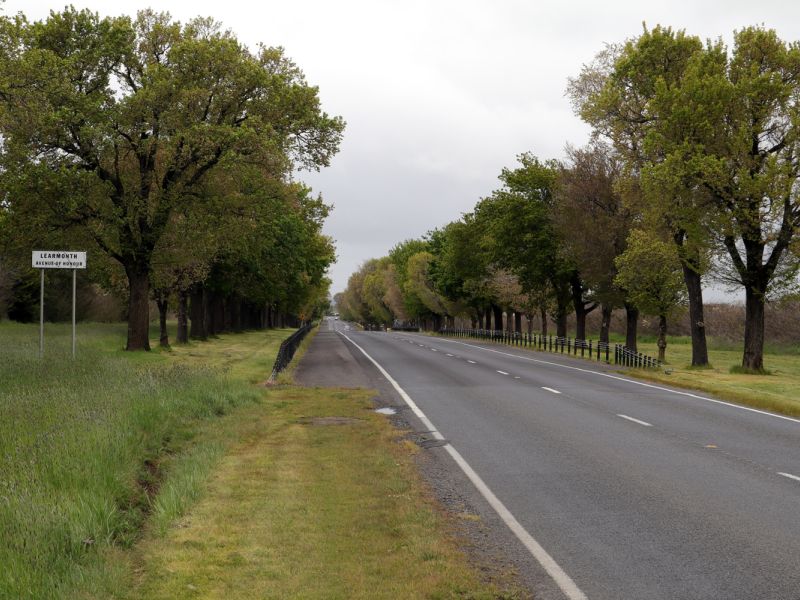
[477,154,573,336]
[661,27,800,371]
[405,251,455,330]
[0,8,343,349]
[554,142,635,344]
[569,25,711,363]
[615,230,687,362]
[428,220,493,329]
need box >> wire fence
[269,322,315,381]
[438,328,661,369]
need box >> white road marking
[428,337,800,425]
[418,344,425,347]
[337,331,587,600]
[514,376,521,379]
[779,472,800,483]
[497,370,509,375]
[446,353,454,357]
[542,387,561,394]
[432,349,438,352]
[617,414,653,427]
[467,360,477,364]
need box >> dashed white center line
[431,349,438,352]
[446,353,454,357]
[418,344,425,347]
[542,387,561,394]
[497,370,509,375]
[467,360,477,364]
[779,472,800,483]
[514,376,521,379]
[617,414,653,427]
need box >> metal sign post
[32,250,87,358]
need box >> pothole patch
[298,416,362,426]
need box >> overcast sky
[7,1,800,296]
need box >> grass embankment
[1,321,511,599]
[0,322,278,599]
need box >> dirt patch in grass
[298,416,364,426]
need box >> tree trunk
[540,306,548,336]
[681,260,709,367]
[743,285,766,371]
[231,297,242,332]
[157,296,169,348]
[657,314,667,363]
[555,311,567,338]
[125,266,151,351]
[624,303,638,351]
[526,313,533,335]
[176,290,189,344]
[600,304,612,344]
[514,312,522,334]
[189,286,206,340]
[484,307,491,330]
[570,274,597,341]
[492,305,504,332]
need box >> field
[0,322,515,599]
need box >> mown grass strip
[624,337,800,418]
[130,386,512,599]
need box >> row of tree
[0,8,344,349]
[339,25,800,371]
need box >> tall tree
[615,230,687,363]
[555,142,635,344]
[0,8,343,349]
[662,28,800,371]
[569,26,711,364]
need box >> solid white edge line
[428,336,800,425]
[778,472,800,483]
[617,414,653,427]
[542,387,561,394]
[337,331,588,600]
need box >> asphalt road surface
[310,319,800,599]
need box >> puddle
[374,407,397,415]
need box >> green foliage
[614,230,686,318]
[0,8,343,344]
[0,322,264,598]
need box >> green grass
[1,321,520,599]
[0,321,269,599]
[130,386,516,599]
[623,334,800,418]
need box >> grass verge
[2,321,517,598]
[130,386,513,599]
[623,337,800,418]
[430,329,800,418]
[0,322,280,599]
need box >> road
[321,319,800,600]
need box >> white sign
[32,250,87,269]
